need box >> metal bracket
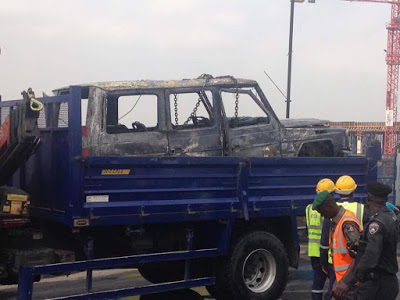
[252,202,260,212]
[187,204,196,215]
[140,206,149,217]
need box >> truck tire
[138,262,184,283]
[206,284,232,300]
[215,231,288,300]
[140,289,203,300]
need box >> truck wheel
[206,285,232,300]
[217,231,288,300]
[138,262,184,283]
[140,289,203,300]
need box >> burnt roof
[53,76,257,94]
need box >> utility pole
[286,0,315,119]
[286,0,295,119]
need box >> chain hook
[27,88,44,112]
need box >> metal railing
[17,249,218,300]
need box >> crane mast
[385,4,400,154]
[344,0,400,154]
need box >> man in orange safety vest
[313,190,361,300]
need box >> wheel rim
[242,249,276,293]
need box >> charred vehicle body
[54,75,349,158]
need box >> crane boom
[0,90,42,185]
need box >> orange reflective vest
[330,209,360,282]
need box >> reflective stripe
[312,290,324,293]
[309,239,321,243]
[334,264,350,272]
[308,225,322,230]
[334,234,348,254]
[357,203,361,223]
[320,245,329,250]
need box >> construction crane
[343,0,400,154]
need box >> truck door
[87,87,169,156]
[166,89,223,156]
[219,88,281,157]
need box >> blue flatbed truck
[0,78,376,300]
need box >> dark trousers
[311,257,336,300]
[357,274,399,300]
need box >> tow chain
[183,77,209,125]
[174,94,179,125]
[183,95,202,125]
[234,91,239,118]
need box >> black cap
[367,181,392,199]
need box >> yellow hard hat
[335,175,357,195]
[316,178,335,194]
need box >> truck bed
[0,88,372,228]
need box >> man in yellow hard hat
[306,179,336,300]
[335,175,369,227]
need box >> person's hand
[332,281,350,300]
[347,247,357,258]
[347,241,358,258]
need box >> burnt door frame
[88,88,169,156]
[218,88,282,157]
[165,87,223,157]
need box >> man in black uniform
[354,181,398,300]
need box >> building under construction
[329,121,400,155]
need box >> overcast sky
[0,0,391,122]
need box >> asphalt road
[0,244,399,300]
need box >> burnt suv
[55,75,350,157]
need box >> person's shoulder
[375,210,396,222]
[370,211,396,231]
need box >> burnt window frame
[165,87,217,131]
[104,89,167,135]
[219,87,271,128]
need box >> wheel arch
[297,139,335,157]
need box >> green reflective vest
[337,201,364,230]
[306,204,323,257]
